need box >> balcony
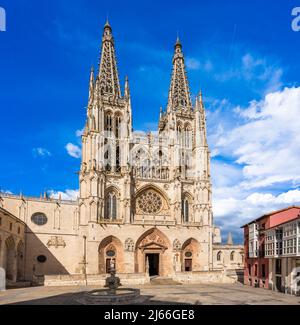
[98,218,124,225]
[133,167,170,181]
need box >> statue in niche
[125,238,134,252]
[173,239,182,251]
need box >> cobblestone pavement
[0,283,299,305]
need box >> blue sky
[1,0,300,243]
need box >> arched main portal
[98,236,124,274]
[181,238,200,272]
[5,236,16,281]
[134,228,171,277]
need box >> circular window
[106,250,116,257]
[137,190,163,215]
[37,255,47,263]
[185,251,193,258]
[31,213,48,226]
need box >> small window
[9,223,12,231]
[262,264,266,278]
[182,198,189,223]
[37,255,47,263]
[106,250,116,257]
[230,251,235,261]
[0,217,2,226]
[31,212,48,226]
[254,264,258,277]
[185,251,192,258]
[18,226,20,234]
[217,251,222,261]
[105,193,118,220]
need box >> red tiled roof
[241,205,300,228]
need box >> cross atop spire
[98,20,121,98]
[167,37,192,112]
[104,14,111,29]
[175,36,182,47]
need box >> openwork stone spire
[167,37,192,111]
[98,21,121,98]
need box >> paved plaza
[0,283,299,305]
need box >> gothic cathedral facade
[0,22,243,284]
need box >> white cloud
[246,190,300,206]
[213,188,300,228]
[0,189,13,195]
[215,87,300,189]
[48,189,79,201]
[32,147,51,158]
[76,129,84,137]
[186,58,213,72]
[209,87,300,240]
[214,53,283,93]
[186,58,201,70]
[65,143,81,159]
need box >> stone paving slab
[0,283,299,305]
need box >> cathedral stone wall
[1,195,80,281]
[0,207,25,283]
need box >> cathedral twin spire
[98,20,121,98]
[167,37,192,112]
[94,21,198,113]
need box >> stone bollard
[0,268,6,291]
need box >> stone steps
[150,277,181,286]
[6,281,31,289]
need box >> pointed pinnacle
[104,17,112,32]
[175,36,182,47]
[90,66,95,81]
[105,15,111,27]
[227,232,233,245]
[199,90,203,102]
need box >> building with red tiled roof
[242,206,300,295]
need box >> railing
[0,192,77,204]
[98,218,124,225]
[133,219,176,226]
[133,167,170,181]
[182,222,203,227]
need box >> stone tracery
[137,189,163,215]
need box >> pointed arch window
[230,251,235,261]
[104,146,111,172]
[105,113,113,136]
[116,145,121,173]
[115,115,121,139]
[184,125,192,149]
[105,192,118,220]
[112,195,117,220]
[177,124,183,147]
[217,251,222,261]
[182,198,189,223]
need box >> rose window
[137,190,163,214]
